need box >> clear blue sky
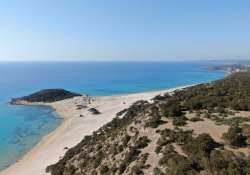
[0,0,250,61]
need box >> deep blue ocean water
[0,61,226,171]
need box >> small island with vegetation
[11,89,81,104]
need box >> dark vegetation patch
[172,115,188,126]
[76,105,88,110]
[135,136,150,149]
[88,108,101,115]
[155,72,250,112]
[222,125,248,148]
[189,117,204,122]
[144,106,162,128]
[11,89,81,103]
[115,108,127,117]
[217,116,250,126]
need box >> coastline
[0,84,199,175]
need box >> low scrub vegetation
[218,116,250,126]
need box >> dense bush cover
[157,130,250,175]
[222,125,247,148]
[145,106,162,128]
[178,72,250,111]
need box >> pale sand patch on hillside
[185,119,229,142]
[0,85,193,175]
[158,111,250,157]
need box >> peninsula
[202,64,250,74]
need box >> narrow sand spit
[0,85,193,175]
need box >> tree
[99,164,109,174]
[222,126,246,147]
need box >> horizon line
[0,59,244,62]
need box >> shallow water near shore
[0,61,226,171]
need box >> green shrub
[88,108,101,115]
[222,125,247,148]
[99,164,109,174]
[135,136,150,149]
[153,167,163,175]
[203,113,211,118]
[219,117,250,126]
[145,114,161,128]
[118,162,126,174]
[182,133,219,156]
[172,115,188,126]
[155,145,162,154]
[160,99,183,117]
[141,153,149,164]
[190,117,204,122]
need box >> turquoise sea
[0,61,226,171]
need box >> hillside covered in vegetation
[11,89,81,103]
[46,72,250,175]
[202,64,250,73]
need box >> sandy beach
[0,85,194,175]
